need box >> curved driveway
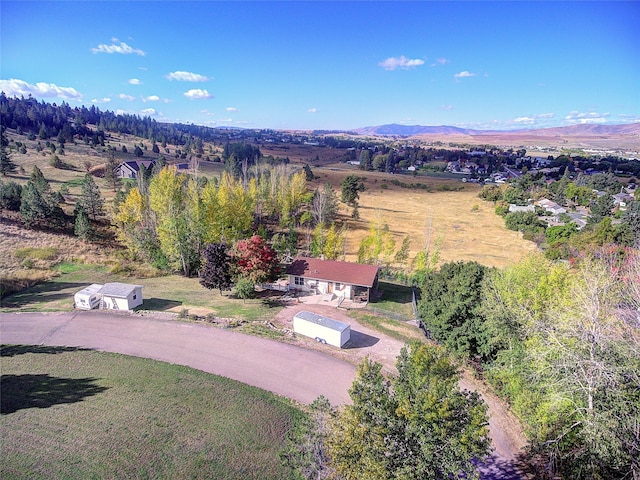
[0,310,356,405]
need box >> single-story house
[537,198,567,216]
[508,204,535,213]
[293,310,351,348]
[98,283,144,311]
[286,257,379,302]
[115,160,156,179]
[613,192,635,209]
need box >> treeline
[417,253,640,479]
[113,164,310,276]
[0,93,239,148]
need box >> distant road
[0,311,356,405]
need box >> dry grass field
[310,167,537,269]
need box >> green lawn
[0,345,303,480]
[371,281,415,318]
[1,262,283,321]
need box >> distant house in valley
[613,192,635,210]
[115,160,156,179]
[286,257,379,302]
[508,204,535,213]
[537,198,567,216]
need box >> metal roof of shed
[98,283,143,298]
[294,310,350,332]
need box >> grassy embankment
[0,345,302,480]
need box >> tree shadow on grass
[137,297,182,311]
[1,374,108,414]
[0,281,85,308]
[0,344,92,357]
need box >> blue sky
[1,1,638,131]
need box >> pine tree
[103,150,121,192]
[20,181,50,227]
[0,127,17,176]
[74,207,93,240]
[78,173,105,219]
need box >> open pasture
[312,167,537,268]
[0,345,301,480]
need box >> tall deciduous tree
[311,183,339,226]
[418,261,489,360]
[328,343,490,480]
[149,166,199,276]
[199,242,233,295]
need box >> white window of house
[335,282,341,290]
[294,276,304,285]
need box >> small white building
[74,284,103,310]
[99,283,144,311]
[293,310,351,348]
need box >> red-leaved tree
[233,235,281,284]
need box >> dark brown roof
[286,257,379,288]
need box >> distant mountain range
[355,123,640,137]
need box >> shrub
[49,155,63,169]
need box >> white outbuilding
[99,283,144,311]
[74,284,103,310]
[293,310,351,348]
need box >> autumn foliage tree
[232,235,280,284]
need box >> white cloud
[118,93,136,101]
[0,78,83,100]
[537,112,555,119]
[514,116,535,125]
[226,107,239,112]
[454,71,477,80]
[431,58,449,67]
[92,41,145,56]
[142,95,160,102]
[565,110,610,124]
[440,105,453,111]
[116,109,128,115]
[308,108,317,113]
[140,108,157,116]
[378,56,425,71]
[128,78,142,85]
[166,71,209,82]
[91,97,111,104]
[184,89,213,99]
[618,113,640,123]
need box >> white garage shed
[99,283,144,311]
[293,310,351,348]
